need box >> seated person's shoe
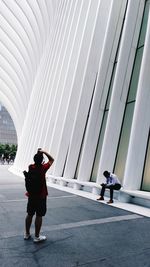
[97,196,104,200]
[107,200,113,204]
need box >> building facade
[0,104,17,145]
[1,0,150,206]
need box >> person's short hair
[33,153,43,165]
[103,170,110,178]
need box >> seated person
[97,170,121,204]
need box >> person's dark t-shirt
[28,162,50,198]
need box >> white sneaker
[24,233,31,240]
[33,235,47,243]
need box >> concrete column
[97,0,144,183]
[123,8,150,190]
[53,0,102,176]
[77,0,127,182]
[61,0,113,179]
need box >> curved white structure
[1,0,150,206]
[0,0,55,137]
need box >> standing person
[24,148,54,243]
[97,170,121,204]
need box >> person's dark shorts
[27,197,47,216]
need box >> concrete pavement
[0,165,150,267]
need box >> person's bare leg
[25,214,33,235]
[35,216,42,237]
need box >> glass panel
[127,47,143,102]
[74,150,81,179]
[114,103,135,182]
[106,64,117,110]
[141,135,150,191]
[138,0,150,47]
[91,112,108,182]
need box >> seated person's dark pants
[101,184,121,200]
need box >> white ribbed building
[1,0,150,207]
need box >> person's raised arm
[38,148,54,166]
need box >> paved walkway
[0,165,150,267]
